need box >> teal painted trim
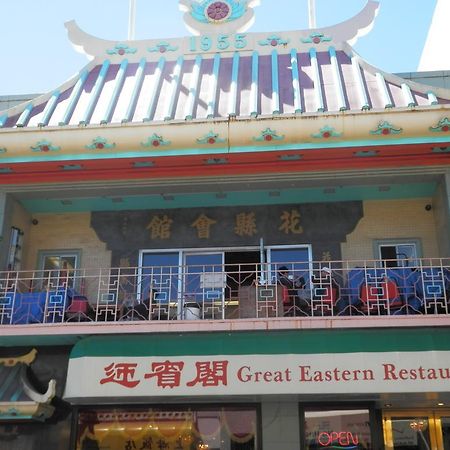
[329,47,346,111]
[164,56,184,121]
[427,91,438,106]
[143,56,165,122]
[228,52,240,117]
[21,182,436,214]
[79,60,111,125]
[401,83,416,107]
[185,55,202,120]
[0,365,20,399]
[0,114,7,128]
[3,135,450,164]
[39,90,60,127]
[70,328,450,358]
[271,50,280,114]
[351,55,370,110]
[250,51,259,116]
[207,53,221,118]
[16,103,33,127]
[101,59,128,125]
[375,72,394,108]
[309,48,324,112]
[290,49,302,113]
[59,69,89,126]
[123,57,146,123]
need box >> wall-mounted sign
[65,350,450,401]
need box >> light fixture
[384,403,392,408]
[438,402,445,406]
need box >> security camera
[425,204,432,211]
[31,218,39,225]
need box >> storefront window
[76,406,258,450]
[304,408,372,450]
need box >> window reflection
[77,407,257,450]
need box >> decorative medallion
[430,117,450,133]
[197,131,227,145]
[354,150,379,157]
[85,137,116,150]
[432,147,450,154]
[31,140,60,152]
[148,42,179,53]
[106,43,137,55]
[253,128,285,142]
[258,35,290,47]
[179,0,259,35]
[370,121,402,136]
[301,32,332,44]
[311,126,342,139]
[141,134,171,148]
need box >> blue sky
[0,0,436,95]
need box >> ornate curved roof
[0,349,56,422]
[1,0,448,130]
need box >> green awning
[70,328,450,359]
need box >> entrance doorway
[384,410,450,450]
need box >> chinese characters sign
[65,350,450,400]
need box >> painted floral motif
[253,128,285,142]
[354,150,379,157]
[0,148,6,154]
[301,32,332,44]
[258,35,290,47]
[197,131,227,145]
[31,140,60,152]
[370,121,402,136]
[190,0,246,24]
[311,126,342,139]
[432,147,450,154]
[207,2,230,20]
[141,134,171,148]
[148,42,179,53]
[85,137,116,150]
[106,43,137,55]
[429,117,450,133]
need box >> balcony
[0,258,449,331]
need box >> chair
[65,296,92,321]
[310,283,339,316]
[359,277,402,315]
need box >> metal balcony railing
[0,258,448,325]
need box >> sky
[0,0,437,96]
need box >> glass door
[184,252,224,319]
[384,410,450,450]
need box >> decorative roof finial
[179,0,260,35]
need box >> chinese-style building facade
[0,1,450,449]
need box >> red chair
[359,279,402,315]
[311,285,339,316]
[65,296,91,321]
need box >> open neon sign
[318,431,359,449]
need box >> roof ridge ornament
[179,0,260,35]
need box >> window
[304,408,372,450]
[37,250,80,289]
[76,406,259,450]
[375,240,421,267]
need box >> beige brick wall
[342,198,439,263]
[25,212,111,270]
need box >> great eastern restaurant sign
[64,351,450,400]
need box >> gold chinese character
[234,212,257,237]
[191,214,216,239]
[321,251,332,262]
[279,209,303,234]
[146,214,173,239]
